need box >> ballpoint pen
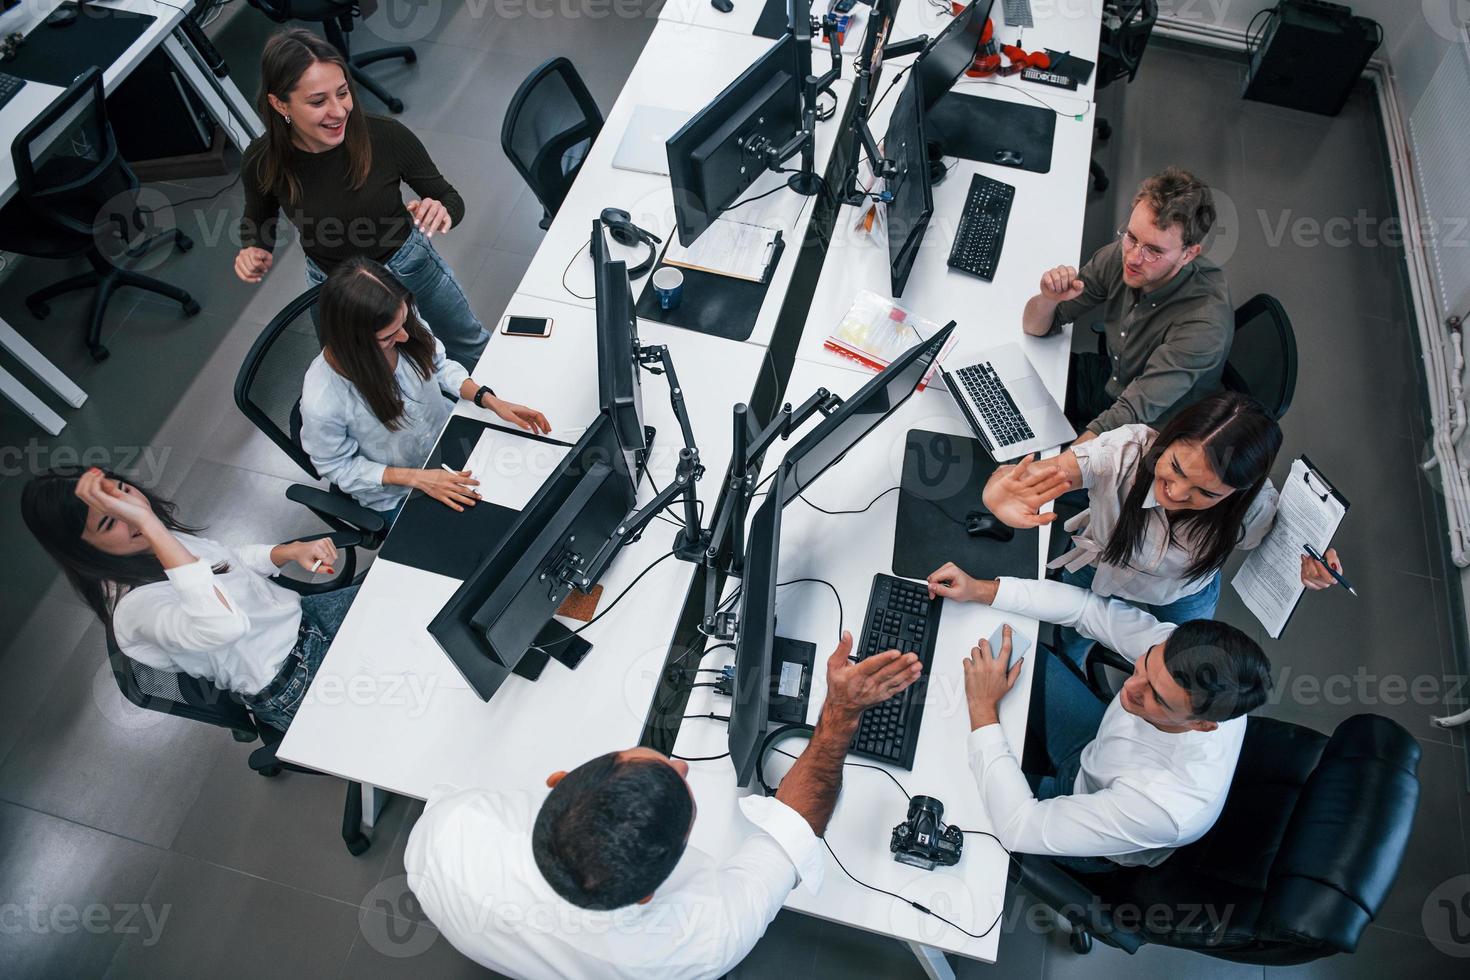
[1302,543,1356,596]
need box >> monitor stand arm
[840,64,899,205]
[766,15,843,198]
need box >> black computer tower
[105,47,215,163]
[1242,0,1382,116]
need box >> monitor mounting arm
[760,14,843,197]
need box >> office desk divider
[378,415,574,581]
[634,233,786,342]
[6,8,155,86]
[892,427,1041,580]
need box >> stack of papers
[662,219,781,282]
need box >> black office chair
[1012,644,1421,963]
[233,286,388,547]
[1221,293,1298,421]
[0,68,198,362]
[1090,0,1158,193]
[104,530,371,855]
[246,0,417,113]
[502,57,604,230]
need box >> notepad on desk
[662,219,782,283]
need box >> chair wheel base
[344,833,370,856]
[177,233,193,252]
[28,301,50,319]
[383,97,404,113]
[1069,929,1093,954]
[1092,175,1109,193]
[182,298,201,316]
[257,765,282,778]
[403,51,417,64]
[89,344,110,362]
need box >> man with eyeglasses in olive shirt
[1022,168,1232,443]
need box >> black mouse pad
[634,234,783,342]
[925,92,1056,175]
[753,0,788,38]
[8,7,155,88]
[893,428,1040,582]
[378,415,573,582]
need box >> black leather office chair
[104,530,371,855]
[233,286,388,547]
[0,68,199,362]
[246,0,417,113]
[502,57,604,230]
[1221,293,1298,421]
[1090,0,1158,193]
[1012,644,1421,963]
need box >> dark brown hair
[254,28,372,206]
[21,468,225,627]
[1100,392,1282,581]
[318,257,437,429]
[1134,167,1215,247]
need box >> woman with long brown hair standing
[234,28,488,367]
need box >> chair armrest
[1009,855,1145,953]
[285,485,385,534]
[269,530,363,595]
[1085,645,1133,700]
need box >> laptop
[939,343,1075,461]
[612,105,693,176]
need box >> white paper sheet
[459,426,572,511]
[1231,458,1348,638]
[662,218,781,282]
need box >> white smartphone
[500,315,553,338]
[987,623,1032,671]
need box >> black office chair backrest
[234,286,326,481]
[1222,293,1298,421]
[104,627,260,737]
[1098,0,1159,90]
[11,67,132,234]
[501,58,604,225]
[246,0,353,22]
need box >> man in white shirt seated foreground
[403,634,922,980]
[927,563,1272,874]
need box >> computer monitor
[666,34,803,246]
[914,0,993,109]
[784,320,955,502]
[428,414,638,700]
[884,69,933,297]
[728,465,784,787]
[592,221,646,481]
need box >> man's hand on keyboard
[823,631,922,726]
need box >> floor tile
[341,910,511,979]
[0,595,100,769]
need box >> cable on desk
[957,829,1008,852]
[683,711,731,722]
[869,63,913,116]
[722,181,789,214]
[775,576,844,644]
[769,745,912,803]
[560,238,593,301]
[797,485,900,516]
[530,549,678,653]
[671,751,730,762]
[823,838,1005,940]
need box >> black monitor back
[915,0,992,109]
[885,70,933,297]
[730,467,785,787]
[667,34,803,246]
[594,223,646,478]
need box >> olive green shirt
[1050,240,1233,434]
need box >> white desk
[673,355,1042,966]
[0,0,262,433]
[277,300,769,800]
[658,0,872,55]
[514,18,852,348]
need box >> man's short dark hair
[1134,167,1215,247]
[532,751,695,910]
[1162,621,1273,722]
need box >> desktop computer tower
[106,48,217,165]
[1241,0,1382,116]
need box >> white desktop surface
[513,18,852,348]
[659,0,871,54]
[276,301,770,799]
[674,354,1046,964]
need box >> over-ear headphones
[599,207,661,280]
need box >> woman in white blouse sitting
[980,391,1346,666]
[22,467,354,730]
[299,257,549,523]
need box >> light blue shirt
[299,333,468,512]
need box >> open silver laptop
[940,343,1075,461]
[612,106,693,176]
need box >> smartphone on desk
[500,315,553,338]
[988,623,1032,671]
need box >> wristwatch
[474,385,495,409]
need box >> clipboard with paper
[1230,456,1350,639]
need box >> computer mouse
[711,0,734,11]
[994,148,1024,167]
[46,5,78,28]
[965,511,1015,542]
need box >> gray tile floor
[0,10,1464,979]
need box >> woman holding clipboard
[977,392,1344,666]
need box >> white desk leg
[906,942,955,980]
[0,364,66,435]
[360,783,389,830]
[0,317,86,408]
[161,34,265,153]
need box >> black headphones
[599,207,661,280]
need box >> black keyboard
[953,361,1034,448]
[0,73,26,113]
[850,574,941,770]
[947,174,1015,282]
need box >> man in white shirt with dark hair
[403,633,922,979]
[927,562,1273,872]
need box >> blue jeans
[306,227,489,369]
[1055,564,1221,670]
[1025,646,1118,875]
[245,584,360,731]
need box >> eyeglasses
[1116,227,1169,264]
